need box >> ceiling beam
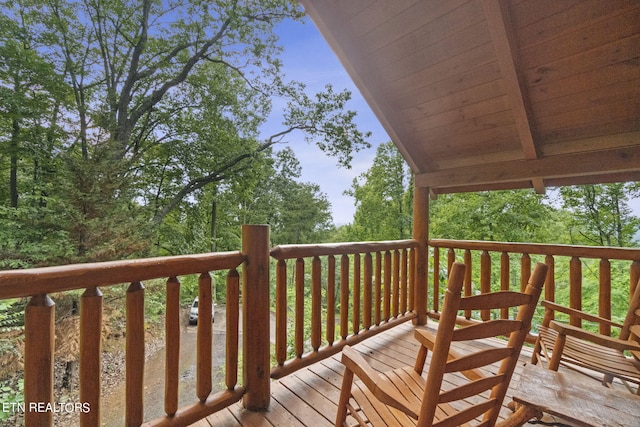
[482,0,545,193]
[415,145,640,189]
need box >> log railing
[0,251,246,427]
[429,239,640,337]
[5,229,640,426]
[269,239,419,379]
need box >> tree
[430,190,560,243]
[559,183,640,247]
[345,142,413,241]
[0,0,370,265]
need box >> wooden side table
[500,364,640,427]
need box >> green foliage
[0,0,370,267]
[345,142,413,241]
[559,183,640,247]
[430,190,560,243]
[0,378,23,422]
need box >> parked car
[189,297,215,325]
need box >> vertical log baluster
[326,255,336,345]
[433,247,440,312]
[226,269,240,389]
[500,252,510,319]
[599,259,612,336]
[25,294,55,427]
[480,250,491,321]
[126,282,145,426]
[311,256,322,350]
[401,249,408,314]
[464,249,472,320]
[545,254,555,304]
[569,256,582,327]
[80,288,102,427]
[364,253,373,329]
[392,249,400,317]
[409,248,416,314]
[275,259,287,366]
[295,258,305,357]
[520,253,531,292]
[353,254,361,335]
[383,251,392,321]
[165,277,180,416]
[197,272,213,402]
[340,254,350,340]
[447,248,456,272]
[375,252,382,325]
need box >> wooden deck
[192,321,543,427]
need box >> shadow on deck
[193,321,543,427]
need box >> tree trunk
[210,187,218,252]
[10,119,19,208]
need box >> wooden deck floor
[193,321,540,427]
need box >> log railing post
[413,185,429,325]
[242,224,270,411]
[80,288,102,426]
[24,294,55,427]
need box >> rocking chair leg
[336,368,355,427]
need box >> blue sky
[259,16,391,226]
[262,15,640,226]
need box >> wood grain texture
[512,364,640,427]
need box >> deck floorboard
[195,321,538,426]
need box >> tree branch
[151,126,304,223]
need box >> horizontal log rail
[0,251,246,427]
[429,239,640,338]
[270,240,419,379]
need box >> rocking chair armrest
[341,346,419,419]
[549,321,640,352]
[542,301,624,329]
[414,329,483,381]
[415,328,436,351]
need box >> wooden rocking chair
[531,277,640,394]
[335,262,548,427]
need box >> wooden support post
[24,294,55,427]
[413,185,429,325]
[80,288,102,427]
[242,224,270,411]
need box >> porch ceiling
[299,0,640,194]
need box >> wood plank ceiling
[299,0,640,194]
